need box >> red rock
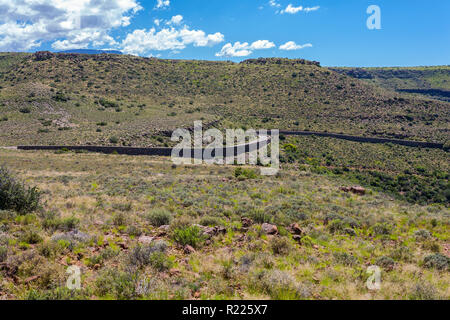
[138,235,154,244]
[350,186,366,195]
[289,223,302,235]
[184,245,196,254]
[261,223,278,235]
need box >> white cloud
[155,0,170,9]
[281,4,320,14]
[216,40,275,57]
[269,0,281,8]
[0,0,142,51]
[121,27,224,56]
[279,41,312,50]
[167,15,183,25]
[250,40,275,50]
[215,42,253,57]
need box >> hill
[0,52,448,147]
[330,66,450,102]
[58,49,123,55]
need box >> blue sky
[1,0,449,66]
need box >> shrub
[250,269,310,300]
[408,281,439,300]
[146,209,172,227]
[0,246,7,262]
[0,167,41,214]
[199,215,222,227]
[390,246,413,262]
[414,229,432,240]
[19,228,42,244]
[172,225,205,248]
[112,212,127,226]
[95,268,136,299]
[376,256,395,270]
[234,167,258,180]
[128,241,169,269]
[99,98,119,109]
[371,223,392,236]
[109,136,119,144]
[423,253,449,271]
[333,252,358,266]
[19,107,31,113]
[270,237,291,255]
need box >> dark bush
[423,253,449,271]
[0,167,41,214]
[146,209,172,227]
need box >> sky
[0,0,449,67]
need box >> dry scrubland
[0,147,448,300]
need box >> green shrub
[0,167,41,214]
[99,98,119,109]
[20,228,42,244]
[199,215,222,226]
[0,246,7,262]
[19,107,31,113]
[408,281,439,300]
[95,268,136,299]
[234,167,258,180]
[250,269,310,300]
[270,237,291,255]
[423,253,449,271]
[371,223,392,236]
[109,136,119,144]
[128,241,168,269]
[376,256,395,270]
[172,225,205,248]
[146,209,172,227]
[333,252,358,266]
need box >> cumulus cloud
[120,27,225,56]
[167,15,184,25]
[279,41,312,50]
[155,0,170,9]
[281,4,320,14]
[215,40,275,57]
[0,0,142,51]
[250,40,275,50]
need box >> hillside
[330,66,450,102]
[0,52,449,147]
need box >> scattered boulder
[203,226,226,238]
[184,245,196,254]
[340,186,366,195]
[241,217,253,228]
[288,223,302,235]
[157,225,170,236]
[138,235,154,244]
[261,223,278,235]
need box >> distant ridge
[57,49,122,55]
